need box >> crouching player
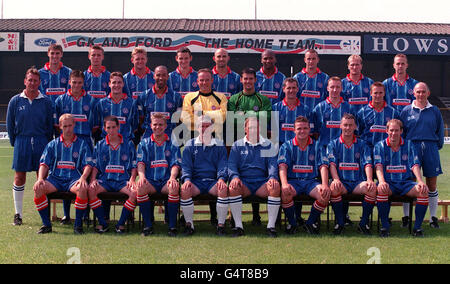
[33,114,92,234]
[327,113,376,235]
[228,117,280,237]
[374,119,429,237]
[89,116,138,234]
[180,115,228,236]
[136,113,181,236]
[278,116,331,235]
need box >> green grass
[0,140,448,264]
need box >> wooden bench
[439,200,450,223]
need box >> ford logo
[34,38,57,47]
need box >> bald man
[212,48,242,99]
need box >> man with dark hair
[256,50,286,104]
[168,47,198,97]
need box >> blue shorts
[47,175,78,192]
[98,179,128,192]
[12,136,48,172]
[388,181,417,196]
[242,178,268,195]
[341,180,363,194]
[288,179,320,196]
[191,179,217,195]
[412,141,442,178]
[149,180,167,193]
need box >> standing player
[256,50,286,104]
[400,82,444,229]
[312,77,353,149]
[88,116,138,234]
[327,114,376,235]
[93,72,139,142]
[7,67,54,226]
[33,114,92,234]
[357,82,400,147]
[341,55,374,114]
[228,117,281,237]
[39,44,72,107]
[180,115,228,235]
[212,48,242,98]
[293,49,330,111]
[383,54,418,112]
[123,47,155,100]
[136,113,181,236]
[139,65,182,139]
[83,45,110,103]
[168,47,199,98]
[374,119,429,237]
[278,116,330,235]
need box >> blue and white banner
[25,33,360,55]
[364,34,450,56]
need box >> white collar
[194,136,220,146]
[412,100,432,110]
[20,91,45,100]
[243,135,270,146]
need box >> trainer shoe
[60,216,71,225]
[231,227,245,237]
[379,228,390,238]
[357,223,372,235]
[430,216,440,229]
[216,225,226,236]
[115,226,126,234]
[37,225,52,234]
[94,225,109,234]
[303,223,320,235]
[266,227,278,238]
[73,227,84,235]
[333,224,345,235]
[168,228,178,237]
[141,226,154,237]
[401,216,410,228]
[344,215,353,226]
[183,222,195,236]
[413,228,424,237]
[13,214,22,226]
[285,224,298,235]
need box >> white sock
[216,197,229,226]
[429,190,439,220]
[403,203,410,217]
[267,196,281,229]
[180,198,194,229]
[13,184,25,217]
[229,195,243,229]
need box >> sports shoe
[344,215,353,226]
[13,214,22,226]
[430,216,440,229]
[115,226,126,234]
[413,228,424,237]
[60,216,71,225]
[379,228,390,238]
[141,226,154,236]
[216,225,226,236]
[266,227,278,238]
[285,224,298,235]
[401,216,410,228]
[94,225,109,234]
[37,225,52,234]
[73,227,84,235]
[231,227,245,237]
[333,224,345,235]
[303,223,320,235]
[168,228,178,237]
[357,223,372,235]
[183,222,195,236]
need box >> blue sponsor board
[364,35,450,56]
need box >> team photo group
[7,43,444,238]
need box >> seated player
[88,116,138,234]
[136,113,181,236]
[228,116,280,237]
[327,113,377,235]
[374,119,429,237]
[278,116,331,235]
[180,115,228,236]
[33,114,92,234]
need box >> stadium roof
[0,18,449,35]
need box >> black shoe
[430,216,440,229]
[413,228,425,237]
[142,226,154,236]
[379,228,390,238]
[303,223,320,235]
[266,227,278,238]
[333,224,345,235]
[60,216,71,225]
[115,226,126,234]
[285,224,298,235]
[168,228,178,237]
[13,214,22,226]
[37,225,52,234]
[357,223,372,235]
[184,223,195,236]
[231,227,245,237]
[344,215,353,226]
[216,225,226,236]
[401,216,410,228]
[74,226,84,235]
[251,216,262,226]
[94,225,109,234]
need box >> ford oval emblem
[34,38,57,47]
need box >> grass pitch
[0,141,448,264]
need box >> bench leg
[409,201,413,234]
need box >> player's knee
[268,186,280,197]
[229,186,241,197]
